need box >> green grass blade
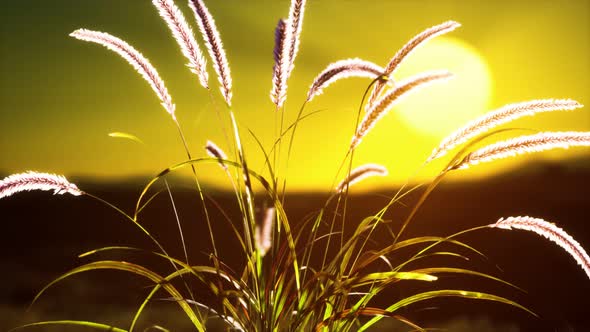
[229,111,257,253]
[77,246,255,304]
[247,128,278,191]
[78,246,142,258]
[136,189,164,216]
[10,320,127,332]
[108,132,144,144]
[351,236,482,274]
[344,271,437,289]
[411,267,525,291]
[358,289,536,331]
[31,260,206,332]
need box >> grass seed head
[255,207,276,256]
[307,58,385,102]
[336,164,388,192]
[153,0,209,89]
[491,216,590,280]
[188,0,232,106]
[367,20,461,110]
[0,171,83,199]
[205,140,229,170]
[70,28,177,121]
[270,19,288,108]
[352,70,453,150]
[455,131,590,169]
[428,99,583,162]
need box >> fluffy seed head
[276,0,307,109]
[205,140,228,171]
[152,0,208,89]
[273,19,287,65]
[270,18,288,108]
[70,29,176,120]
[336,164,388,192]
[428,99,583,162]
[307,58,385,102]
[367,21,461,109]
[255,207,275,257]
[188,0,232,106]
[455,131,590,169]
[0,171,83,199]
[284,0,307,76]
[351,70,453,150]
[490,216,590,280]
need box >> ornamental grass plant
[3,0,589,331]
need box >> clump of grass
[3,0,589,331]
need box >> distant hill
[1,159,589,331]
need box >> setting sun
[395,37,493,138]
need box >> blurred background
[1,0,589,331]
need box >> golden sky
[1,0,588,191]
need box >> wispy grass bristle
[270,18,288,108]
[152,0,208,89]
[70,29,176,120]
[455,131,590,169]
[367,21,460,109]
[351,70,453,150]
[491,216,590,280]
[205,140,228,170]
[336,164,388,192]
[188,0,232,106]
[0,171,83,199]
[306,58,385,102]
[428,99,583,162]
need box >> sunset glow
[0,1,588,191]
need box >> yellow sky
[0,1,588,191]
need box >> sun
[394,37,493,138]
